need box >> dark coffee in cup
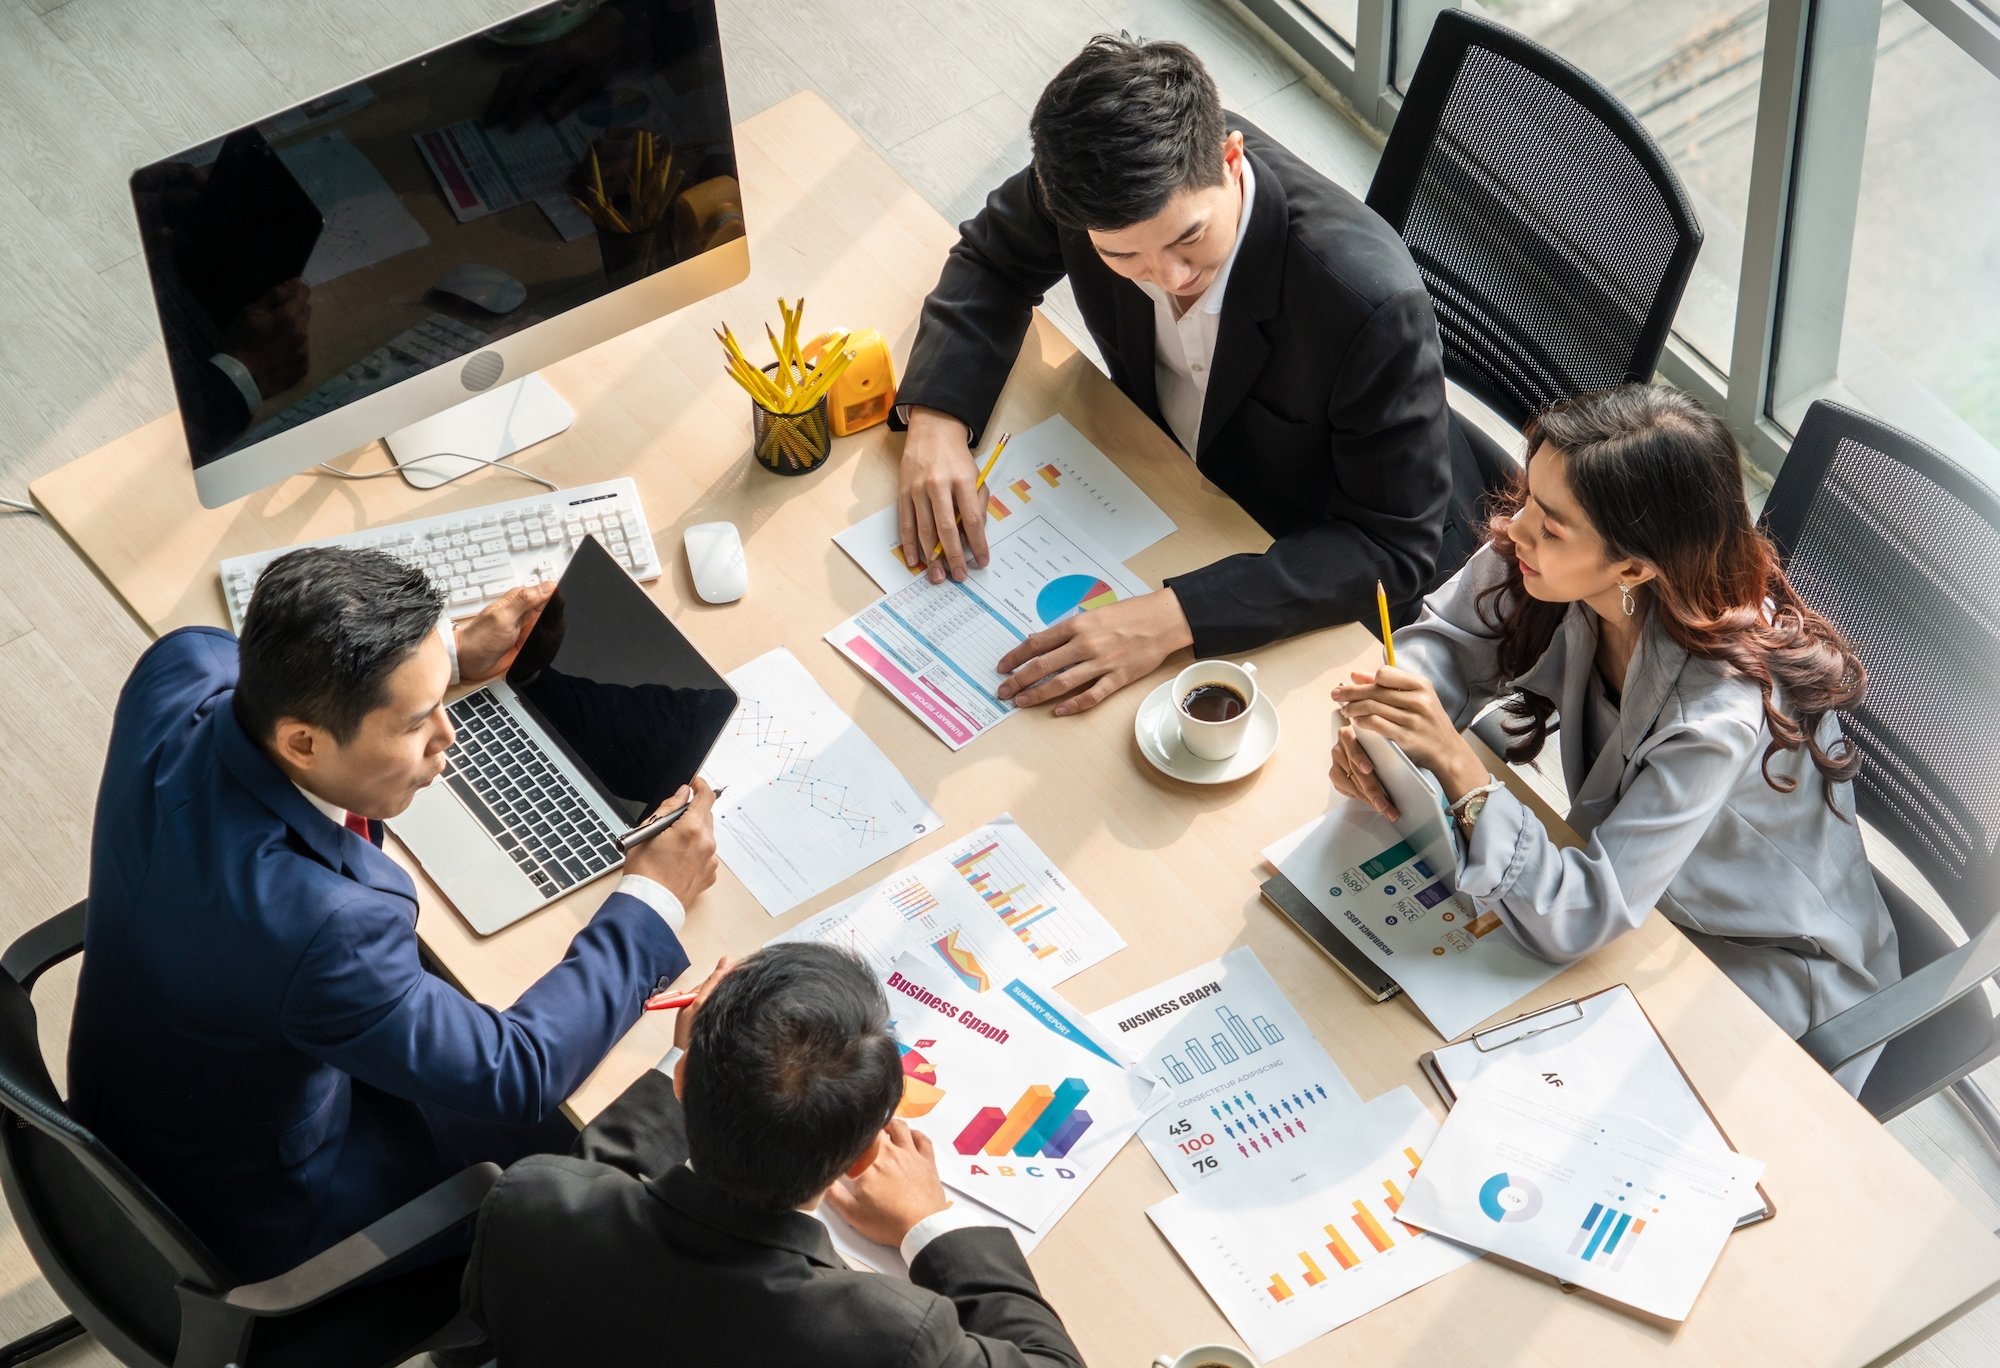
[1181,683,1248,722]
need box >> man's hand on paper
[996,588,1194,716]
[897,406,989,584]
[824,1119,951,1246]
[1331,665,1489,805]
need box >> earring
[1619,583,1636,617]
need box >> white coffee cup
[1152,1346,1257,1368]
[1172,660,1259,761]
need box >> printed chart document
[1424,985,1770,1227]
[774,814,1124,983]
[815,984,1161,1275]
[1397,1080,1764,1321]
[704,649,940,916]
[1148,1087,1477,1362]
[875,953,1162,1231]
[834,416,1176,591]
[1264,801,1561,1040]
[1092,947,1361,1191]
[828,510,1151,749]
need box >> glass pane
[1771,2,2000,472]
[1420,1,1768,371]
[1297,0,1359,46]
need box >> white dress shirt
[1135,155,1257,456]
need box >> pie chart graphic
[1036,574,1120,625]
[1479,1171,1544,1222]
[896,1041,946,1119]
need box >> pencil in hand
[1376,578,1397,668]
[926,431,1013,563]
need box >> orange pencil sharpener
[802,328,897,436]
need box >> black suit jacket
[463,1070,1086,1368]
[897,116,1454,654]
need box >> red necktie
[345,812,371,841]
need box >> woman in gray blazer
[1329,384,1898,1093]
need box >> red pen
[643,991,698,1012]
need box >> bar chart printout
[1148,1088,1477,1362]
[876,952,1160,1231]
[1395,1082,1763,1320]
[775,814,1117,990]
[944,818,1125,976]
[1093,947,1362,1191]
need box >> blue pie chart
[1035,573,1120,625]
[1479,1171,1544,1222]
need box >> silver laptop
[392,535,735,934]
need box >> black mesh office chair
[0,901,498,1366]
[1760,403,2000,1144]
[1368,8,1704,590]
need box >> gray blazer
[1396,547,1899,1092]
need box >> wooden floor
[0,0,1992,1362]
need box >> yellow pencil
[926,431,1013,561]
[1376,579,1397,667]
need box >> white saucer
[1134,679,1281,784]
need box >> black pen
[616,786,726,851]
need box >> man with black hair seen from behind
[68,547,720,1282]
[897,35,1464,713]
[462,943,1087,1367]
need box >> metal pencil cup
[751,363,832,475]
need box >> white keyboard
[218,477,661,631]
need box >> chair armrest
[1797,914,2000,1074]
[2,901,85,990]
[218,1162,500,1317]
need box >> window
[1243,0,2000,478]
[1297,0,1361,47]
[1440,1,1770,372]
[1771,1,2000,470]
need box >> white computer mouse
[431,263,527,314]
[684,520,747,603]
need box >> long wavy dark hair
[1479,384,1865,810]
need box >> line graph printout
[833,416,1177,592]
[705,649,941,916]
[1094,947,1361,1191]
[773,814,1122,987]
[828,511,1150,750]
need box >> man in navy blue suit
[67,547,720,1281]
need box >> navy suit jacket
[67,627,689,1279]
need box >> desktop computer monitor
[133,0,750,508]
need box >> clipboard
[1419,984,1775,1229]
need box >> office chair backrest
[1761,401,2000,931]
[0,955,231,1366]
[1368,9,1703,427]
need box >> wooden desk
[33,92,2000,1367]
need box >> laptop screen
[505,536,736,826]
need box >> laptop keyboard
[441,691,622,900]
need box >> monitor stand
[383,373,575,490]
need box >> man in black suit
[896,35,1460,713]
[462,944,1086,1367]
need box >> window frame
[1229,0,2000,480]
